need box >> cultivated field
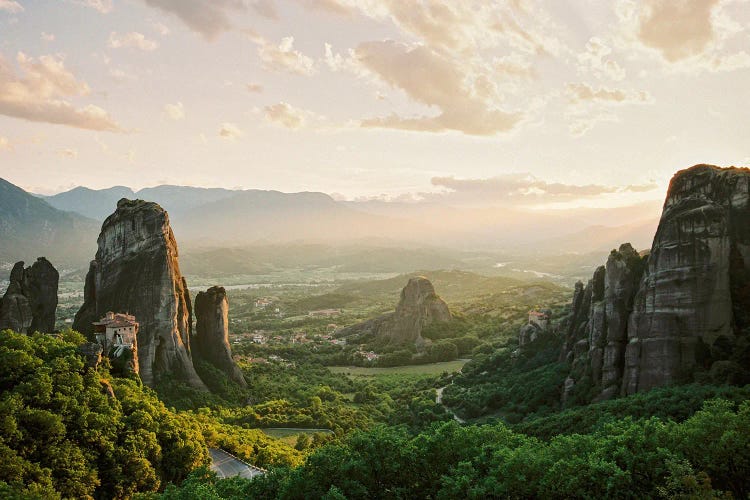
[328,359,469,376]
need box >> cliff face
[562,165,750,401]
[0,258,59,333]
[193,286,246,387]
[338,277,452,344]
[73,199,205,389]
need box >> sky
[0,0,748,208]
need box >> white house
[93,312,138,352]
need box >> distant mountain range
[0,179,99,268]
[0,178,661,277]
[40,182,660,250]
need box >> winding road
[209,448,266,480]
[435,386,466,423]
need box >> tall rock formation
[337,276,452,344]
[562,165,750,401]
[73,199,206,389]
[193,286,246,387]
[0,257,59,333]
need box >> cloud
[252,0,278,19]
[355,40,521,136]
[59,148,78,158]
[41,32,55,42]
[704,51,750,72]
[567,111,619,138]
[0,51,121,131]
[256,36,316,75]
[324,43,368,76]
[0,136,10,151]
[564,82,651,137]
[108,32,159,51]
[70,0,113,13]
[246,82,263,92]
[264,102,313,129]
[69,0,113,13]
[493,53,535,79]
[109,68,136,82]
[141,0,245,41]
[429,174,658,204]
[566,82,651,103]
[219,122,243,140]
[151,21,171,35]
[302,0,352,16]
[637,0,719,62]
[163,102,185,120]
[577,37,626,80]
[616,0,750,73]
[0,0,23,12]
[313,0,563,56]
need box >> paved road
[209,448,266,480]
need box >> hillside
[0,178,99,268]
[41,185,135,221]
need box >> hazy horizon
[1,1,748,209]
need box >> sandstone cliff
[73,199,206,389]
[193,286,246,387]
[0,257,59,333]
[562,165,750,401]
[338,277,452,344]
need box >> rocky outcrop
[519,309,552,347]
[625,165,750,392]
[0,258,59,333]
[193,286,246,387]
[109,342,140,377]
[73,199,206,389]
[518,324,539,347]
[78,342,103,370]
[337,277,452,344]
[562,165,750,401]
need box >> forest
[1,324,749,499]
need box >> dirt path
[436,386,466,424]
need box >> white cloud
[324,43,367,76]
[303,0,352,16]
[566,111,620,138]
[264,102,319,129]
[163,101,185,120]
[246,82,263,93]
[564,82,652,137]
[252,0,278,19]
[59,148,78,158]
[219,122,243,140]
[705,51,750,72]
[0,51,121,131]
[577,37,626,80]
[0,0,23,13]
[256,36,316,76]
[109,68,136,82]
[69,0,113,13]
[0,136,10,151]
[429,173,657,204]
[355,40,521,136]
[566,82,651,104]
[310,0,564,56]
[151,21,171,36]
[40,32,55,42]
[108,32,159,51]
